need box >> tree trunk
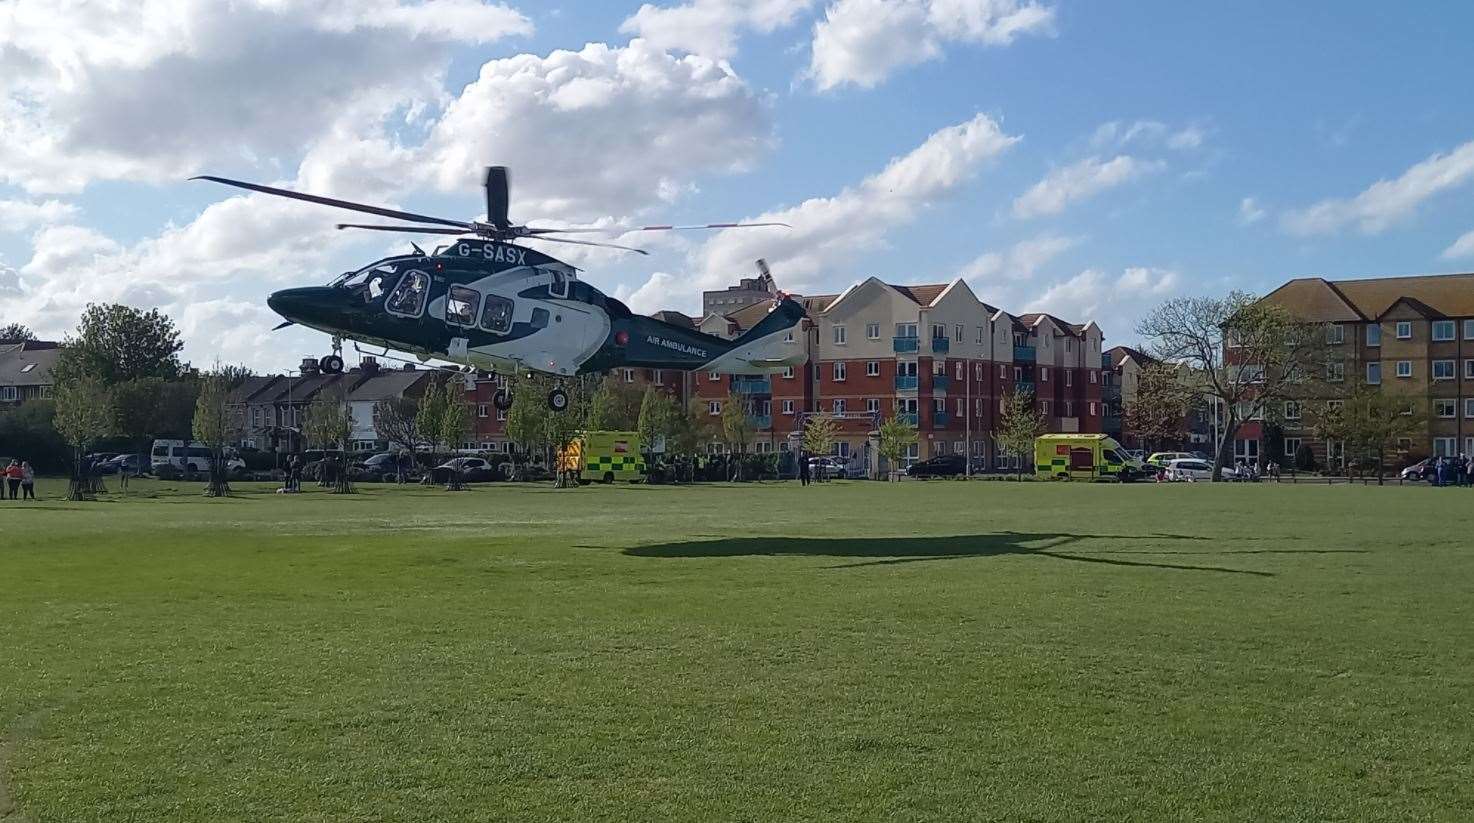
[66,448,88,501]
[1212,418,1241,482]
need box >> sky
[2,0,1472,372]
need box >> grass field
[3,477,1472,822]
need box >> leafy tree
[636,387,679,475]
[301,386,354,493]
[543,375,594,479]
[438,379,472,490]
[1123,363,1192,455]
[996,389,1044,480]
[668,399,710,482]
[720,392,755,480]
[802,414,837,457]
[192,371,244,497]
[55,304,184,386]
[0,322,35,341]
[111,377,168,463]
[415,376,450,474]
[53,375,113,500]
[0,400,68,474]
[586,375,641,430]
[504,374,548,475]
[1137,292,1326,481]
[877,416,918,480]
[1308,381,1425,483]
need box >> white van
[150,440,245,474]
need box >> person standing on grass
[798,450,810,486]
[5,459,22,499]
[20,461,34,500]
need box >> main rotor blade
[526,235,649,255]
[485,166,510,230]
[192,175,472,230]
[336,223,469,235]
[523,221,791,236]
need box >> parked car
[101,453,150,477]
[808,456,858,478]
[906,454,967,479]
[1399,458,1435,482]
[355,452,414,482]
[1163,458,1238,482]
[1146,451,1196,468]
[431,457,500,483]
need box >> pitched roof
[1263,272,1474,321]
[0,345,62,387]
[346,369,434,402]
[651,310,695,329]
[888,283,948,306]
[725,300,775,332]
[227,375,284,404]
[801,294,838,313]
[1106,345,1154,369]
[1016,312,1084,336]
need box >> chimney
[402,363,416,371]
[361,357,380,374]
[300,357,320,376]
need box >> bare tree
[53,375,112,501]
[373,396,420,482]
[720,392,755,481]
[1123,363,1192,455]
[1136,292,1325,481]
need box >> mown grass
[2,478,1472,821]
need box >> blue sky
[2,0,1472,370]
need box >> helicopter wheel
[547,387,569,413]
[493,389,514,411]
[319,354,344,375]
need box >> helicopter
[194,167,808,412]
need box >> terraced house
[1256,272,1474,463]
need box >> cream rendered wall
[816,279,920,361]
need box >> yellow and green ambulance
[1034,434,1143,482]
[558,431,646,484]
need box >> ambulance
[557,431,646,484]
[1034,434,1143,482]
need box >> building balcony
[733,376,771,394]
[896,413,919,426]
[933,412,951,427]
[895,375,919,391]
[931,374,950,393]
[930,337,950,353]
[1014,345,1036,362]
[748,415,772,430]
[1013,380,1035,396]
[893,336,919,353]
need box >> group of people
[1429,454,1474,487]
[4,459,35,499]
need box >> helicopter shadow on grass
[623,532,1297,576]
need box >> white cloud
[1012,155,1162,218]
[1025,266,1179,325]
[809,0,1054,91]
[960,234,1079,282]
[0,0,532,193]
[1091,119,1205,152]
[620,0,815,59]
[1441,229,1474,261]
[1281,140,1474,236]
[1238,197,1266,226]
[0,199,78,232]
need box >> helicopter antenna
[193,167,790,256]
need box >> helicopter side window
[548,269,568,299]
[530,308,550,329]
[481,295,514,335]
[445,286,480,327]
[386,270,429,318]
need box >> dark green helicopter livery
[198,168,804,411]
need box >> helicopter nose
[267,286,341,328]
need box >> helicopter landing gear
[547,387,569,412]
[319,353,344,374]
[493,389,514,411]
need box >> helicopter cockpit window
[548,269,569,299]
[386,270,429,317]
[445,286,480,327]
[530,308,550,329]
[337,261,399,300]
[481,295,514,335]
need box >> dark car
[906,454,967,478]
[102,453,150,477]
[355,452,414,482]
[431,457,500,483]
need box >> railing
[931,374,950,392]
[893,337,919,353]
[1013,345,1036,362]
[895,375,919,391]
[747,415,772,429]
[733,377,771,394]
[897,413,919,426]
[933,412,951,427]
[930,337,950,353]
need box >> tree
[543,375,594,482]
[52,375,113,500]
[996,389,1044,480]
[636,387,678,476]
[54,304,184,386]
[586,375,643,430]
[669,399,711,482]
[373,395,421,481]
[415,376,450,477]
[1309,381,1426,483]
[1123,363,1192,455]
[1136,292,1326,481]
[503,375,548,476]
[192,371,243,497]
[0,400,68,474]
[112,377,168,463]
[877,417,918,480]
[720,392,755,480]
[438,379,472,490]
[301,386,354,493]
[802,414,837,457]
[0,322,35,341]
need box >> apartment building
[1255,272,1474,463]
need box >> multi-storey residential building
[1256,272,1474,464]
[1102,345,1150,447]
[700,266,777,318]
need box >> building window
[783,332,794,344]
[1284,401,1300,420]
[1435,399,1457,418]
[1064,401,1074,417]
[834,361,847,381]
[1326,361,1345,382]
[833,325,847,345]
[1465,398,1474,419]
[1367,362,1381,384]
[497,408,507,422]
[623,368,635,382]
[954,361,963,380]
[866,398,879,414]
[653,370,663,385]
[931,324,946,339]
[1065,370,1073,387]
[1324,323,1344,344]
[1432,320,1455,341]
[933,397,945,414]
[708,400,721,415]
[1433,360,1455,381]
[954,324,964,342]
[1396,321,1412,340]
[999,364,1007,379]
[833,399,846,414]
[866,322,880,340]
[1041,367,1049,382]
[1466,360,1474,380]
[866,361,880,377]
[782,399,795,415]
[1396,360,1412,378]
[1090,370,1097,384]
[976,326,985,344]
[1089,401,1097,416]
[1465,319,1474,340]
[782,366,794,379]
[708,370,720,381]
[1284,437,1301,457]
[896,323,917,338]
[477,404,489,418]
[1434,437,1457,457]
[1366,324,1381,347]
